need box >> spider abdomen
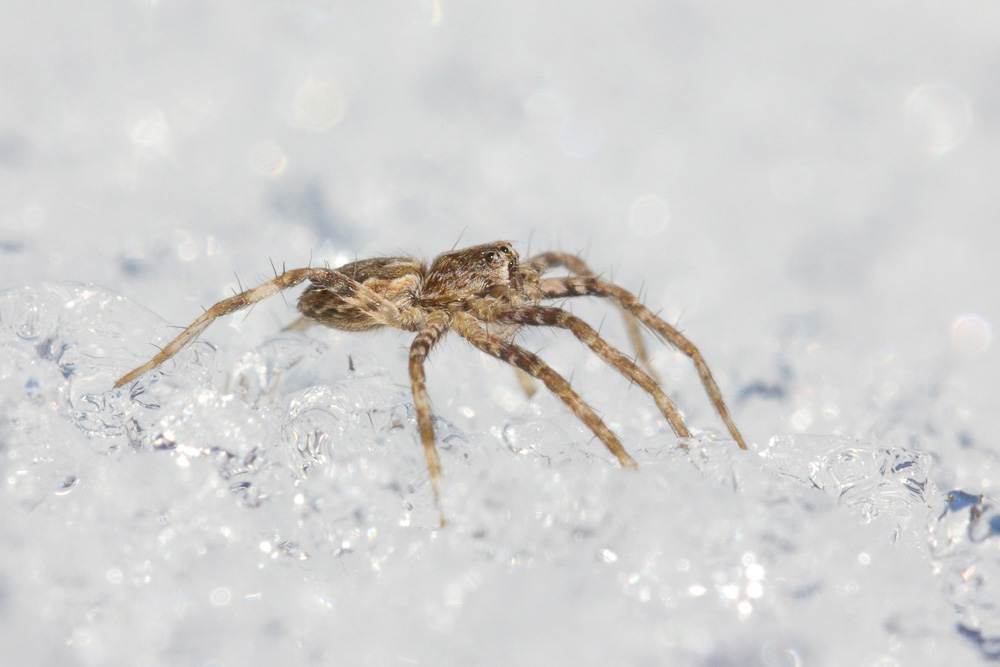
[298,257,423,331]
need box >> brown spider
[116,241,746,519]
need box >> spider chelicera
[116,241,747,520]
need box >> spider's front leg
[538,276,747,450]
[450,311,639,470]
[115,268,332,387]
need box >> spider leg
[514,369,538,398]
[479,302,690,439]
[407,315,450,525]
[537,276,746,450]
[282,315,314,332]
[524,252,658,383]
[450,311,638,469]
[115,267,333,388]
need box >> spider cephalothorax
[116,241,746,522]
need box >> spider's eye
[484,250,497,263]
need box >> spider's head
[422,241,531,303]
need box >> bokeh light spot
[905,83,973,157]
[174,230,198,262]
[790,408,813,431]
[23,206,45,228]
[950,313,991,355]
[248,142,288,177]
[293,78,346,131]
[629,194,671,238]
[127,104,171,157]
[420,0,443,25]
[210,587,231,606]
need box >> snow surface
[2,1,1000,665]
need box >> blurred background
[3,2,997,434]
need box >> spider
[116,241,747,520]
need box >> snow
[2,1,999,664]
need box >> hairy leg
[407,315,450,522]
[451,311,638,469]
[514,369,538,398]
[117,264,418,388]
[524,251,658,383]
[116,268,338,387]
[476,302,690,439]
[539,276,747,450]
[117,264,423,388]
[282,316,314,332]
